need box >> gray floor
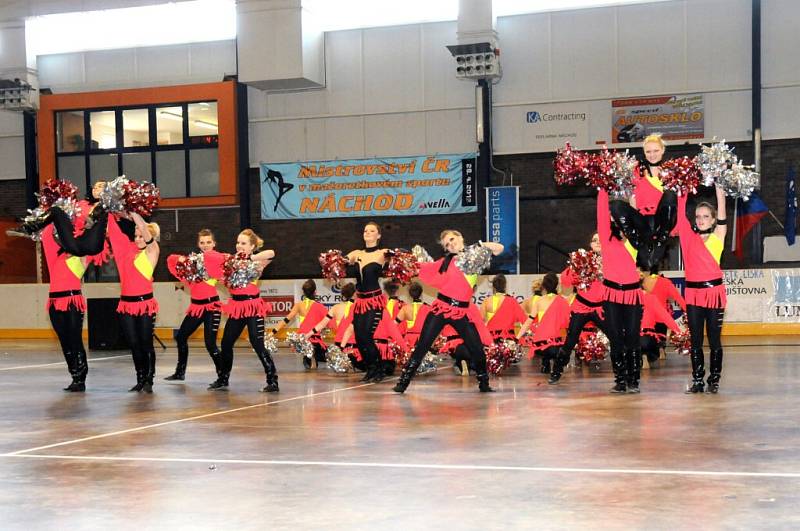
[1,337,799,530]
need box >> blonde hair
[642,133,665,150]
[696,201,717,220]
[146,222,160,242]
[240,229,264,250]
[439,229,462,242]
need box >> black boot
[141,350,156,393]
[18,208,54,236]
[548,348,570,385]
[210,350,233,390]
[393,357,422,393]
[609,349,627,393]
[65,350,88,392]
[476,372,495,392]
[626,349,641,393]
[610,200,644,249]
[129,371,147,392]
[165,345,188,381]
[258,350,279,392]
[540,354,551,374]
[62,351,81,392]
[707,348,723,393]
[685,348,705,394]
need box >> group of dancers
[14,134,727,396]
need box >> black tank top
[355,261,382,292]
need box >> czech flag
[735,192,768,260]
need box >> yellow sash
[134,251,154,280]
[624,239,638,261]
[645,172,664,192]
[65,256,86,279]
[487,293,502,321]
[704,234,723,264]
[298,298,312,324]
[407,301,422,328]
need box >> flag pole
[767,210,785,230]
[731,198,738,253]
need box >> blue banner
[485,186,519,274]
[260,154,477,220]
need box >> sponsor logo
[418,198,451,209]
[527,111,586,124]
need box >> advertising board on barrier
[253,268,800,329]
[260,154,477,220]
[611,94,704,144]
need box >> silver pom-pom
[99,175,129,213]
[325,345,353,373]
[21,206,47,241]
[612,150,637,198]
[455,243,493,275]
[506,339,524,364]
[286,332,314,360]
[263,335,279,357]
[411,244,433,263]
[417,352,440,375]
[720,160,760,201]
[50,197,82,221]
[696,139,736,187]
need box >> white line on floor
[5,381,379,455]
[2,453,799,479]
[0,355,128,371]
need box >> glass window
[123,109,149,147]
[122,152,152,182]
[188,102,218,138]
[156,106,184,145]
[156,151,186,198]
[90,153,118,184]
[89,111,116,150]
[57,156,86,189]
[56,111,85,153]
[189,148,219,196]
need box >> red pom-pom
[122,181,160,217]
[554,143,590,185]
[38,179,78,209]
[576,331,608,362]
[318,250,348,282]
[567,248,602,291]
[173,252,207,283]
[585,147,621,194]
[384,249,419,285]
[669,327,691,356]
[660,156,700,195]
[485,340,515,375]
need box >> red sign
[263,295,294,317]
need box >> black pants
[220,316,275,378]
[49,306,87,380]
[609,191,677,244]
[119,313,156,381]
[409,312,487,375]
[175,311,221,367]
[603,301,643,385]
[52,207,108,256]
[562,310,607,358]
[686,304,725,383]
[352,309,382,369]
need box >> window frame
[40,81,237,208]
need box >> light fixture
[193,120,218,131]
[159,110,183,122]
